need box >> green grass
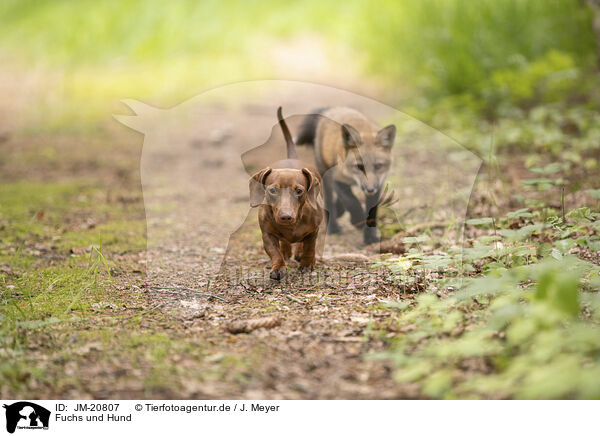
[0,179,140,396]
[0,252,112,394]
[358,0,596,96]
[59,220,146,253]
[0,182,85,241]
[0,181,145,249]
[0,180,143,347]
[2,261,101,330]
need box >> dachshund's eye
[295,188,304,196]
[356,164,365,173]
[269,188,278,195]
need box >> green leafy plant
[375,200,600,398]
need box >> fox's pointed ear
[341,123,361,149]
[249,168,272,207]
[113,99,162,133]
[375,124,396,148]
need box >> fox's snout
[361,184,379,196]
[363,185,378,195]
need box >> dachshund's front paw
[270,268,286,281]
[298,265,313,274]
[299,257,315,274]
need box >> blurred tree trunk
[587,0,600,68]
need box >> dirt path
[133,100,421,398]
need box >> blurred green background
[1,0,598,127]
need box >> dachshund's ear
[249,168,272,207]
[302,168,321,209]
[301,168,315,192]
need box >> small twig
[399,205,429,220]
[406,221,449,234]
[147,286,229,302]
[199,293,228,302]
[239,282,256,293]
[286,294,307,305]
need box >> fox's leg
[334,197,346,217]
[363,191,381,244]
[323,171,341,234]
[335,181,365,228]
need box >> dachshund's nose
[279,212,295,223]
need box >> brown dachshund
[249,107,324,280]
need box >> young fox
[295,107,396,244]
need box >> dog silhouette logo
[115,81,481,286]
[3,402,50,434]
